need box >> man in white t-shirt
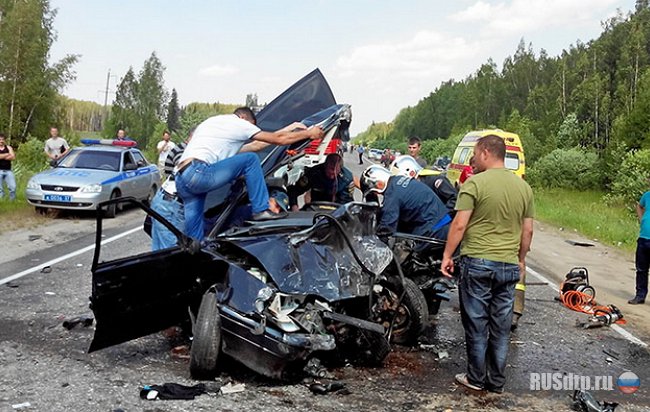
[175,107,324,239]
[156,130,176,172]
[44,127,70,161]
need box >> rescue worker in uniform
[390,155,457,213]
[360,165,451,244]
[287,153,354,210]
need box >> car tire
[190,291,222,380]
[35,206,47,215]
[356,329,391,366]
[103,190,120,218]
[381,278,428,346]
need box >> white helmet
[360,165,391,194]
[390,155,423,178]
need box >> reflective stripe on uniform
[515,283,526,291]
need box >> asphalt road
[0,155,649,411]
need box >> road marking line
[527,266,648,347]
[0,226,142,287]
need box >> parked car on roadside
[26,141,160,217]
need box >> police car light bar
[81,139,137,147]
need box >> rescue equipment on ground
[558,267,625,328]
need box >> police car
[26,139,160,217]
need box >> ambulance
[446,129,525,186]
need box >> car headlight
[27,179,39,190]
[80,183,103,193]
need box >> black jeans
[635,237,650,299]
[458,256,519,390]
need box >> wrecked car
[88,69,428,380]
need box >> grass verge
[534,188,638,252]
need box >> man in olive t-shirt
[441,134,534,393]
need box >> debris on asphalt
[565,240,595,247]
[437,350,449,360]
[45,291,55,296]
[75,263,83,267]
[170,344,190,360]
[11,402,31,410]
[5,281,19,288]
[602,349,620,360]
[41,266,51,273]
[308,381,349,395]
[62,315,94,330]
[304,358,334,379]
[28,235,41,241]
[220,382,246,395]
[571,389,618,411]
[140,382,207,400]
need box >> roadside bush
[608,149,650,208]
[420,133,463,164]
[14,137,48,177]
[527,148,603,190]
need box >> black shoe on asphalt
[628,297,646,305]
[252,209,287,221]
[486,385,505,394]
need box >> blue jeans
[635,237,650,299]
[175,153,269,239]
[151,189,185,251]
[0,170,16,200]
[458,256,520,390]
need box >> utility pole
[103,69,111,128]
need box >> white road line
[527,266,648,347]
[0,226,142,287]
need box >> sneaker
[628,297,646,305]
[455,373,484,391]
[251,209,287,221]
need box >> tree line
[356,1,650,204]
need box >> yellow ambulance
[446,129,525,186]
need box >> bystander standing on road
[43,127,69,162]
[0,134,16,200]
[156,130,176,175]
[357,144,364,165]
[407,136,427,168]
[629,182,650,305]
[150,129,194,251]
[441,135,534,394]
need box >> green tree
[0,0,77,143]
[166,88,180,132]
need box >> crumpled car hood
[218,203,393,302]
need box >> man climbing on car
[174,107,324,240]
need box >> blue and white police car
[26,139,160,217]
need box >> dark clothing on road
[635,237,650,300]
[288,163,354,207]
[378,176,450,241]
[420,174,457,212]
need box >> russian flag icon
[617,371,640,394]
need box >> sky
[49,0,637,136]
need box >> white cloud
[198,64,238,77]
[450,0,621,36]
[335,30,482,82]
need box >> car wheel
[35,206,47,215]
[144,184,157,206]
[103,190,120,218]
[190,291,222,380]
[374,278,428,346]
